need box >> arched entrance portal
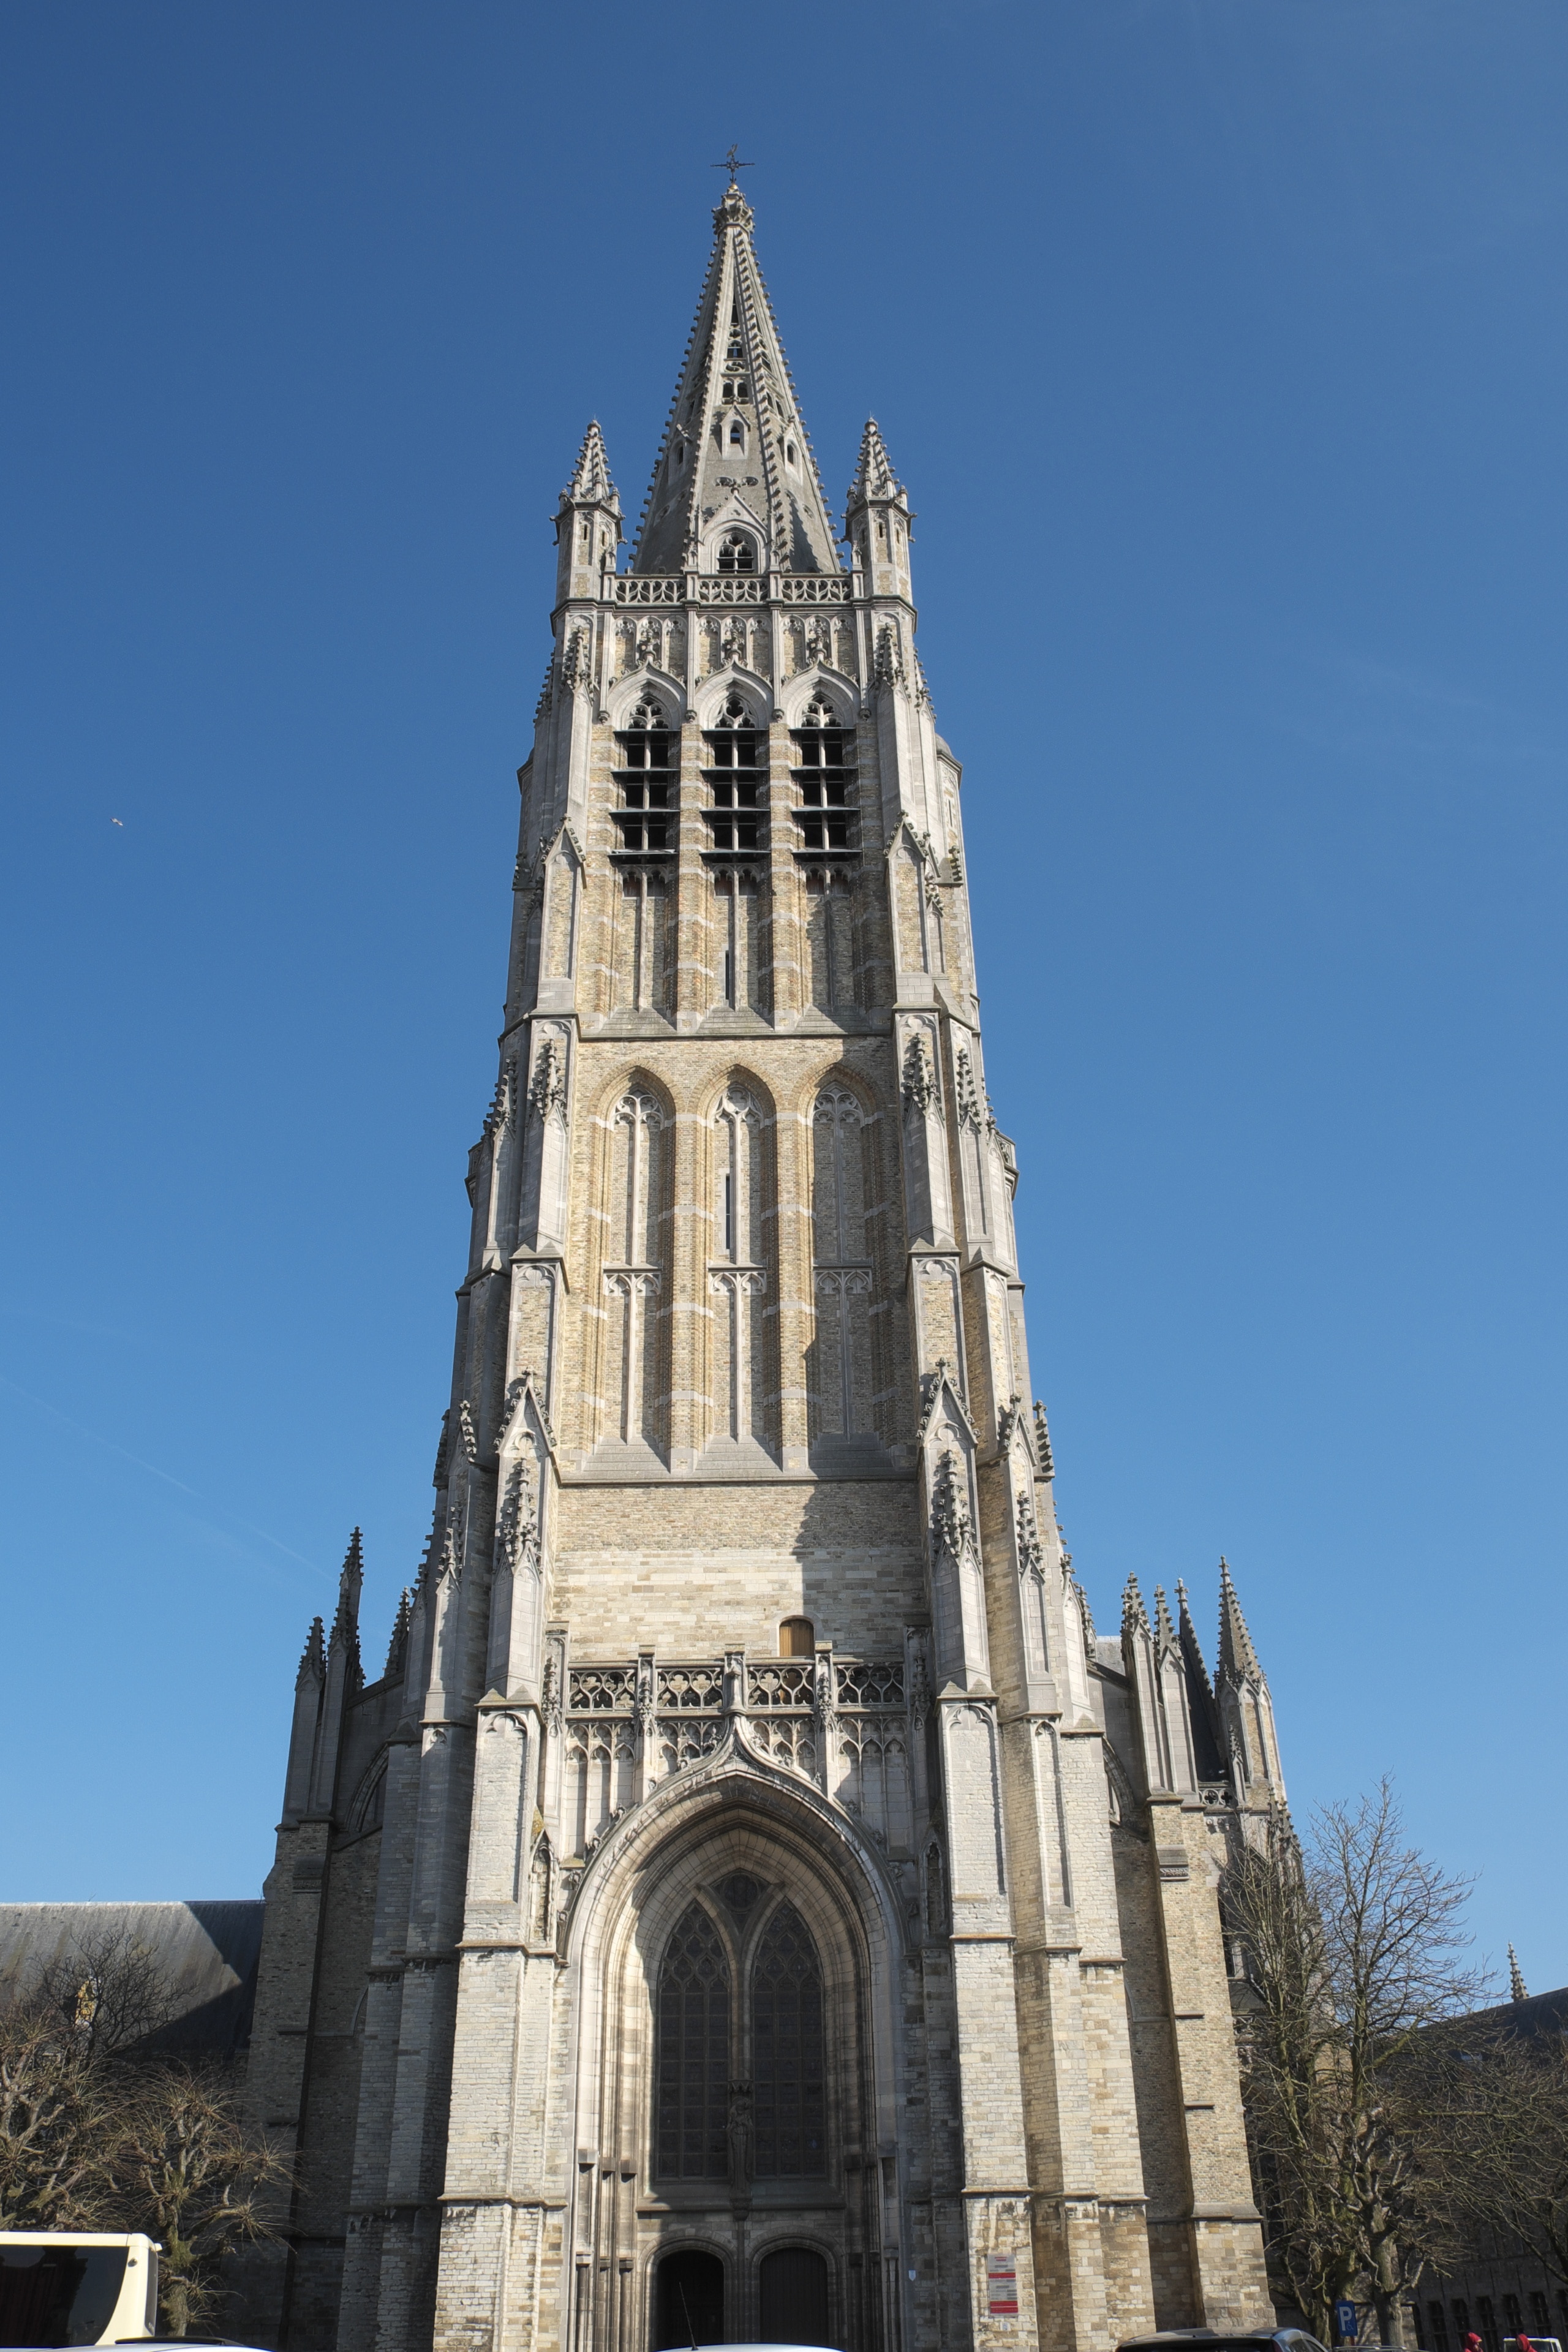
[565,1776,902,2352]
[654,2249,724,2350]
[759,2247,831,2345]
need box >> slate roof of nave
[0,1899,263,2059]
[631,182,842,577]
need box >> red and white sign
[986,2253,1019,2316]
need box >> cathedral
[241,178,1286,2352]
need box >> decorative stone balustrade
[560,1652,912,1858]
[607,572,853,608]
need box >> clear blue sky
[2,1,1564,1989]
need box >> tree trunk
[165,2273,190,2339]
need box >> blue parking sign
[1335,2302,1359,2341]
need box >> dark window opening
[752,1902,826,2177]
[703,702,766,853]
[613,701,677,854]
[655,1903,731,2180]
[790,708,856,851]
[717,531,756,573]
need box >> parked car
[1119,2333,1332,2352]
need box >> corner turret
[846,418,915,605]
[554,421,622,607]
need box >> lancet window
[702,693,766,855]
[709,1085,769,1451]
[712,870,764,1012]
[811,1087,867,1265]
[601,1089,666,1451]
[791,698,856,853]
[751,1903,826,2178]
[655,1904,731,2180]
[810,1087,873,1443]
[717,529,755,572]
[612,696,677,856]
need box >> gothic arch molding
[559,1747,908,2352]
[780,670,855,727]
[606,672,680,729]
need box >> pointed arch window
[717,530,756,573]
[791,699,856,853]
[656,1903,731,2180]
[751,1902,826,2177]
[613,696,677,856]
[701,690,766,856]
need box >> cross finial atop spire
[712,143,755,183]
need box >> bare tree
[0,1997,121,2230]
[0,1932,293,2337]
[34,1927,179,2067]
[1445,2026,1568,2296]
[1229,1782,1491,2345]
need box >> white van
[0,2234,159,2347]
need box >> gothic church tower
[243,180,1278,2352]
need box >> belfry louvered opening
[612,696,678,856]
[702,692,767,856]
[791,697,856,853]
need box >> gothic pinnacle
[1216,1556,1264,1687]
[561,419,618,510]
[1509,1943,1529,2002]
[331,1528,363,1646]
[1121,1574,1151,1639]
[296,1616,325,1687]
[1153,1585,1178,1656]
[385,1586,413,1680]
[847,417,903,508]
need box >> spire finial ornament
[711,143,755,183]
[1509,1943,1529,2003]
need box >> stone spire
[1509,1943,1529,2003]
[631,181,840,576]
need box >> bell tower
[245,177,1280,2352]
